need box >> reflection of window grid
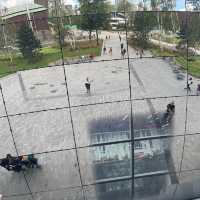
[0,10,198,200]
[135,141,143,149]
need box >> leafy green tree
[178,13,200,49]
[187,0,200,10]
[159,12,179,33]
[132,11,157,48]
[17,24,41,61]
[193,0,200,10]
[151,0,160,10]
[79,0,110,45]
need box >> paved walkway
[151,38,200,55]
[97,32,151,60]
[0,32,200,199]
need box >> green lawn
[151,47,200,78]
[151,47,176,57]
[0,41,102,77]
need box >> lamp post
[26,0,34,31]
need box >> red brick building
[2,3,49,31]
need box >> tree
[187,0,200,10]
[151,0,160,10]
[132,11,157,48]
[117,0,132,13]
[17,24,41,61]
[79,0,110,45]
[178,13,200,49]
[159,12,179,33]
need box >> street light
[26,0,34,31]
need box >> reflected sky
[0,0,79,8]
[0,0,186,10]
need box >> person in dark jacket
[85,77,91,94]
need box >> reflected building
[161,0,176,10]
[140,0,176,10]
[110,12,125,30]
[2,3,48,31]
[2,3,52,42]
[89,112,176,199]
[186,0,200,10]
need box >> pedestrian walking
[121,43,124,50]
[0,154,41,172]
[85,77,92,94]
[109,47,112,56]
[103,46,107,54]
[22,154,41,168]
[197,84,200,95]
[106,35,108,39]
[136,48,139,56]
[119,35,121,42]
[121,49,123,58]
[139,49,144,58]
[109,35,110,39]
[184,77,193,91]
[121,48,126,59]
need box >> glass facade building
[0,0,200,199]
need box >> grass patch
[0,40,102,77]
[150,46,200,78]
[150,47,176,57]
[129,35,200,78]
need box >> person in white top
[85,77,91,94]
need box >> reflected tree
[131,12,157,48]
[17,24,41,62]
[79,0,110,45]
[178,13,200,51]
[187,0,200,10]
[117,0,132,13]
[151,0,160,10]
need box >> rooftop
[2,3,47,20]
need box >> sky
[176,0,185,10]
[0,0,186,10]
[0,0,78,7]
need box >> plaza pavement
[0,32,200,199]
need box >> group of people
[183,77,200,94]
[105,35,111,40]
[103,46,112,56]
[136,48,144,58]
[0,154,40,172]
